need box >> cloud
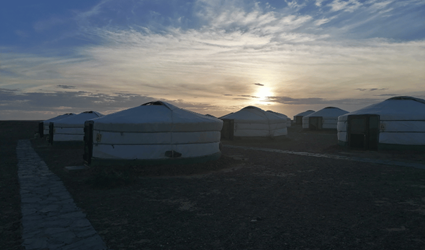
[0,88,19,92]
[367,0,394,11]
[0,89,154,111]
[314,18,333,26]
[375,93,398,96]
[34,17,65,32]
[194,0,313,36]
[329,0,362,13]
[254,83,264,86]
[369,88,387,91]
[268,96,325,105]
[268,95,381,106]
[356,88,388,91]
[14,30,29,38]
[0,89,226,119]
[2,26,424,119]
[315,0,325,7]
[74,0,112,23]
[285,0,307,10]
[57,85,76,89]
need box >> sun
[254,87,274,104]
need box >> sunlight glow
[254,87,274,104]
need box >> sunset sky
[1,0,424,120]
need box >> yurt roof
[219,112,233,119]
[388,96,425,104]
[92,101,222,132]
[54,111,103,125]
[294,110,315,117]
[220,106,284,122]
[43,113,75,124]
[305,107,348,118]
[266,110,288,119]
[339,96,425,120]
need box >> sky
[1,0,424,120]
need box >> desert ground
[1,121,425,250]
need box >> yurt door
[295,116,302,125]
[347,115,380,150]
[38,122,44,138]
[309,117,323,130]
[83,121,94,165]
[48,122,54,144]
[367,115,380,150]
[221,119,234,140]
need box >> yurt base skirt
[338,140,425,151]
[303,128,337,131]
[50,140,85,146]
[232,135,288,141]
[87,152,222,167]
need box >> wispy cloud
[375,93,398,96]
[315,0,325,7]
[74,0,112,23]
[0,88,19,92]
[34,17,65,32]
[367,0,393,11]
[328,0,362,13]
[57,85,76,89]
[356,88,388,91]
[194,0,313,36]
[0,88,227,119]
[314,17,334,26]
[285,0,307,10]
[2,23,424,117]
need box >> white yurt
[49,111,103,144]
[220,106,287,139]
[302,107,348,130]
[338,96,425,150]
[294,110,315,125]
[38,113,75,137]
[267,110,291,127]
[83,101,223,165]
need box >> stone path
[224,145,425,169]
[17,140,107,250]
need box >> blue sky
[1,0,424,119]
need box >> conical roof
[267,110,288,119]
[294,110,315,117]
[220,106,284,122]
[54,111,103,126]
[339,96,425,120]
[305,107,348,118]
[43,113,75,124]
[92,101,222,132]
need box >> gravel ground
[2,121,425,250]
[225,126,425,165]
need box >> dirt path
[0,121,39,250]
